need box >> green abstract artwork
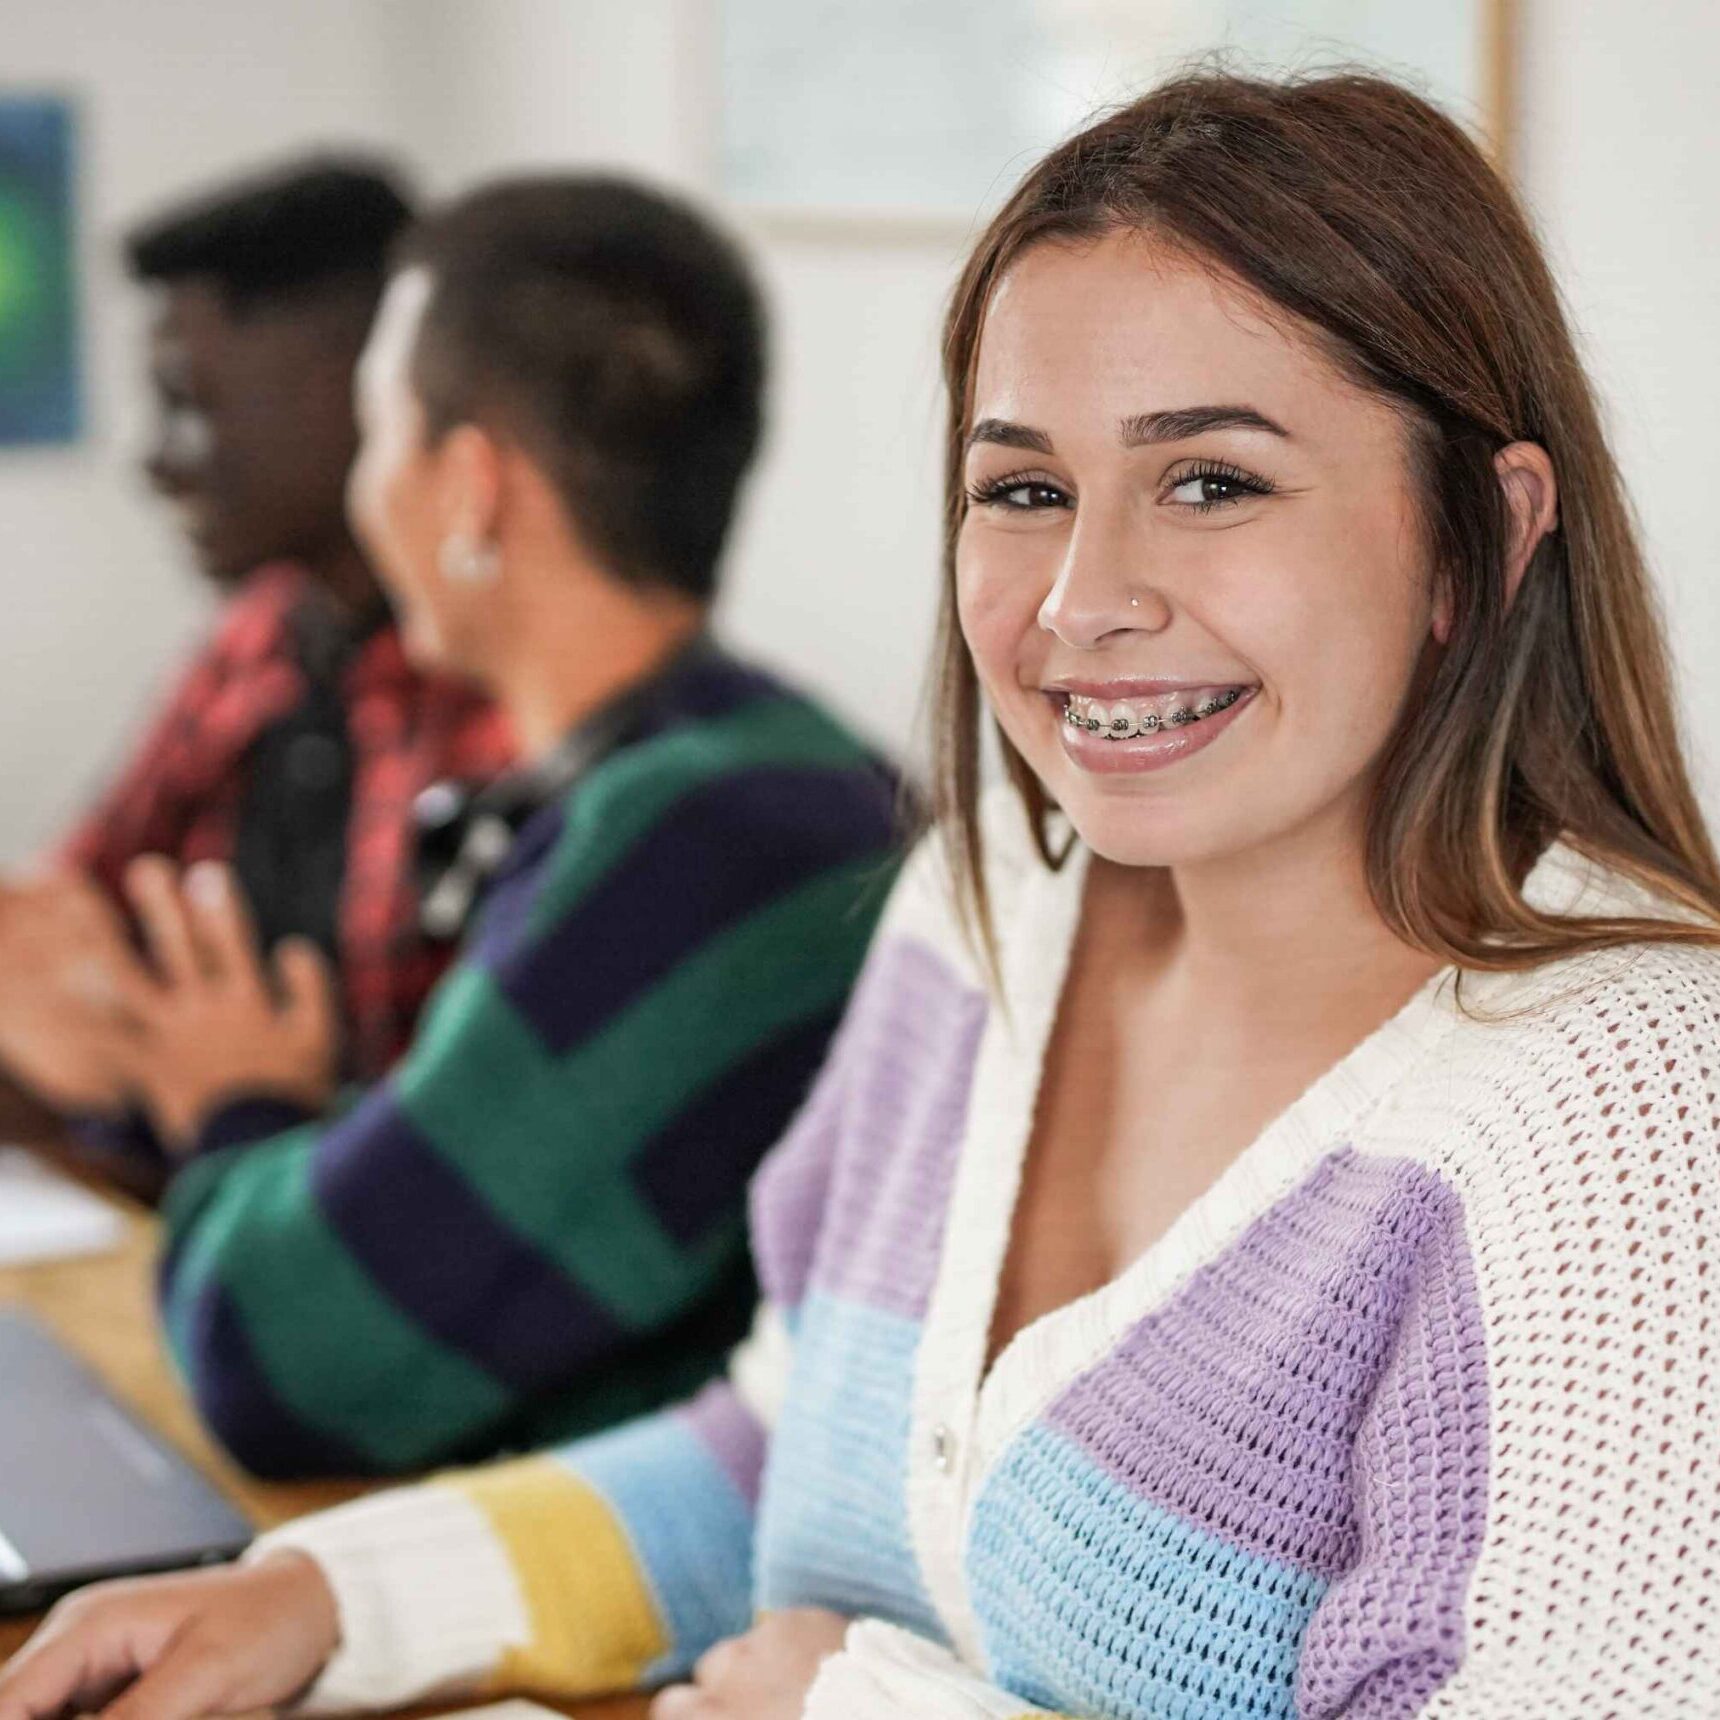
[0,96,78,445]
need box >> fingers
[126,861,269,999]
[125,858,205,989]
[0,1622,130,1720]
[651,1633,750,1719]
[97,1622,246,1720]
[648,1685,714,1719]
[182,865,267,1000]
[0,1587,166,1720]
[0,1563,335,1720]
[274,938,337,1043]
[691,1636,747,1688]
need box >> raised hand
[0,870,148,1114]
[117,858,340,1148]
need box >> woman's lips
[1048,685,1258,775]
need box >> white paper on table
[0,1147,125,1267]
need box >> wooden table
[0,1186,649,1719]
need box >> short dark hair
[126,157,414,316]
[397,176,767,602]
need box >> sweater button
[932,1424,956,1474]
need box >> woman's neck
[1088,797,1441,1024]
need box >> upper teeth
[1062,687,1244,737]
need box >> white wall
[1516,0,1720,811]
[4,0,1720,860]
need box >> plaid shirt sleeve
[57,568,308,895]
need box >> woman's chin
[1067,818,1220,871]
[1053,781,1266,872]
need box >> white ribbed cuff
[247,1483,530,1714]
[729,1302,793,1430]
[802,1621,1040,1719]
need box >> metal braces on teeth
[1063,685,1243,737]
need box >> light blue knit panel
[968,1423,1328,1720]
[550,1411,755,1682]
[754,1291,945,1639]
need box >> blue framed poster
[0,95,79,445]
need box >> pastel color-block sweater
[262,795,1720,1716]
[159,644,901,1480]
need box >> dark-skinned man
[0,159,514,1175]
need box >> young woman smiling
[3,69,1718,1720]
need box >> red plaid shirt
[60,564,515,1080]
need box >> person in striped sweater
[8,70,1720,1720]
[68,176,902,1480]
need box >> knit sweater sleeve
[252,1306,791,1712]
[1297,944,1720,1717]
[157,709,898,1479]
[243,838,905,1714]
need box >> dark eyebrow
[1120,405,1288,446]
[966,418,1054,454]
[966,405,1288,456]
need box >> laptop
[0,1307,253,1614]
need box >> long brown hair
[934,69,1720,972]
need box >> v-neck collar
[905,835,1484,1661]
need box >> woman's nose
[1037,512,1172,646]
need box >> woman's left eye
[1166,465,1274,511]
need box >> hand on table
[0,1552,339,1720]
[113,858,340,1151]
[650,1609,851,1720]
[0,870,148,1114]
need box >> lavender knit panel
[749,934,987,1320]
[675,1378,768,1510]
[1045,1149,1484,1569]
[970,1148,1489,1718]
[1294,1156,1490,1718]
[750,935,985,1638]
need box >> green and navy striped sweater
[157,643,901,1480]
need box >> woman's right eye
[967,474,1071,510]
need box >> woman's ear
[1430,444,1557,647]
[1430,570,1455,646]
[1495,440,1559,608]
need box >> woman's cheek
[957,543,1045,689]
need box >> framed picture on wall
[716,0,1514,231]
[0,93,80,446]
